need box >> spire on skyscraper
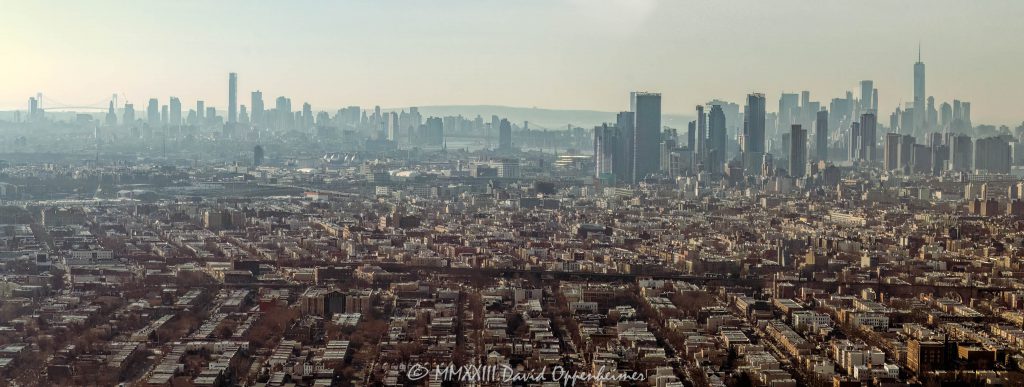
[912,44,926,134]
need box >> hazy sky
[2,1,1023,124]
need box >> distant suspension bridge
[31,93,130,112]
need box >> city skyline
[3,1,1024,125]
[5,3,1024,386]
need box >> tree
[507,313,526,337]
[0,303,23,323]
[732,371,753,387]
[214,324,234,339]
[247,306,299,349]
[671,291,718,317]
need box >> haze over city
[6,2,1024,387]
[3,0,1024,124]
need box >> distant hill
[384,105,693,130]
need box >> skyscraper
[962,102,972,130]
[950,134,973,172]
[253,145,264,167]
[900,107,914,135]
[196,100,205,124]
[761,153,774,177]
[940,102,952,131]
[659,138,677,174]
[931,143,949,176]
[489,115,500,146]
[815,110,828,162]
[872,88,879,113]
[147,98,159,127]
[954,100,966,132]
[974,136,1010,174]
[239,105,249,125]
[169,97,181,127]
[630,92,661,183]
[829,95,853,135]
[849,122,861,161]
[228,73,238,124]
[707,99,741,137]
[743,93,766,172]
[695,105,706,163]
[595,124,613,178]
[381,112,397,141]
[912,143,932,174]
[28,97,38,122]
[498,118,512,151]
[860,112,878,162]
[302,102,313,129]
[424,117,444,147]
[897,134,915,169]
[122,103,135,125]
[800,91,810,126]
[405,107,423,131]
[101,100,116,127]
[616,111,636,184]
[884,133,901,171]
[927,96,937,130]
[275,96,292,130]
[686,121,695,151]
[860,80,874,113]
[206,107,217,125]
[778,93,799,135]
[789,125,807,178]
[251,91,264,127]
[708,104,726,175]
[913,47,926,134]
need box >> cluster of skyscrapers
[883,131,1011,175]
[20,50,1001,180]
[57,73,543,154]
[594,50,998,186]
[889,51,973,137]
[593,92,661,185]
[595,91,775,184]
